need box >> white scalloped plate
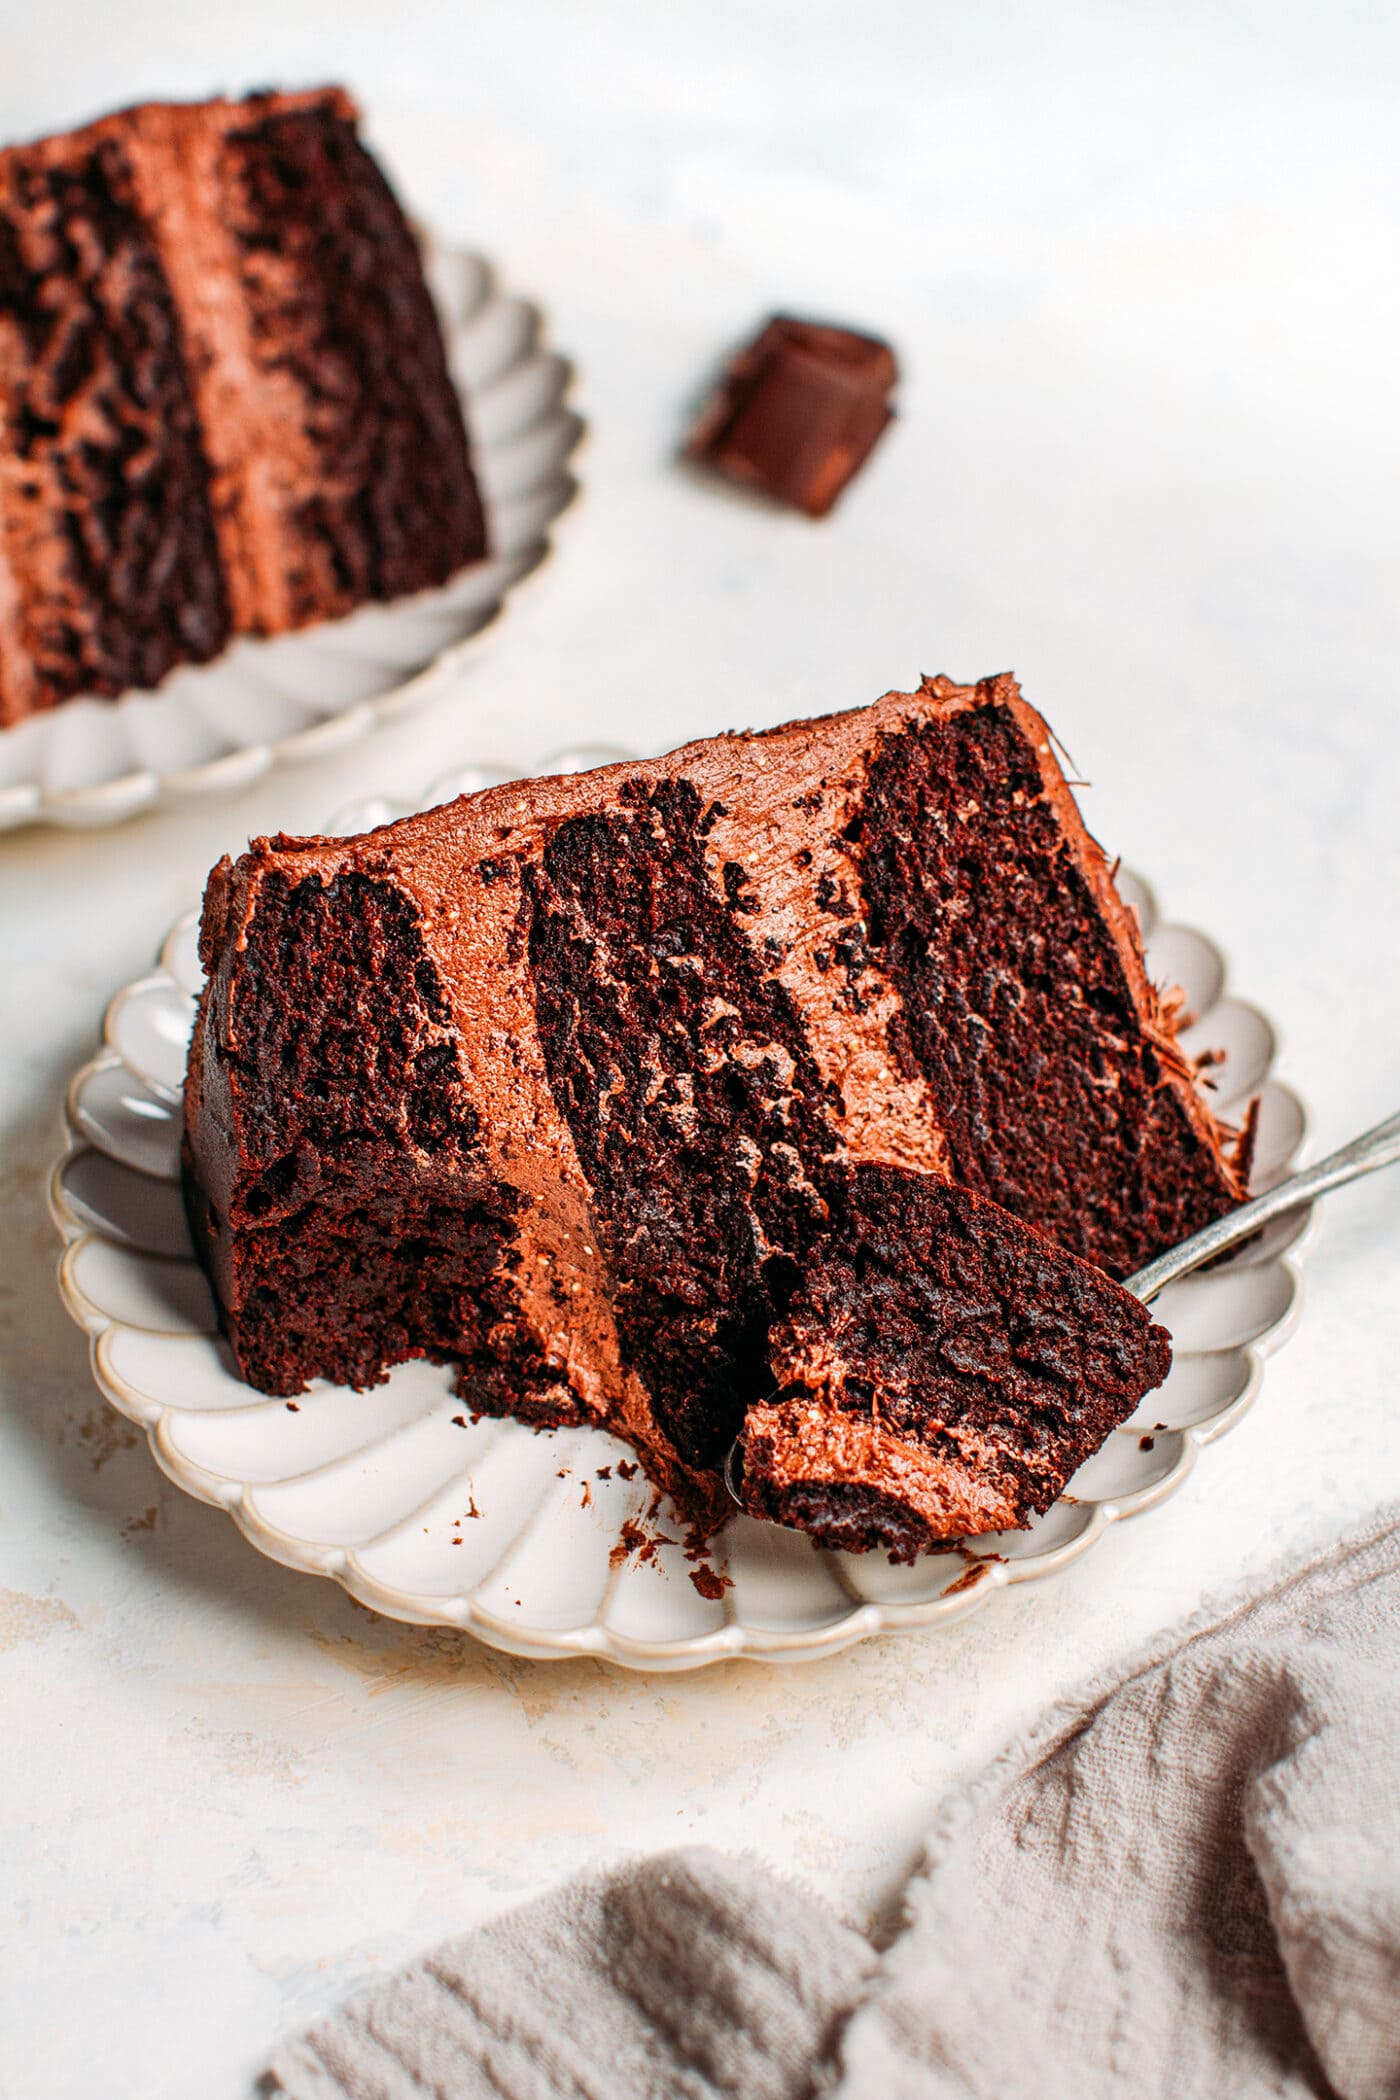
[49,769,1313,1668]
[0,242,581,831]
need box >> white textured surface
[2,5,1399,2097]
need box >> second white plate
[50,769,1311,1668]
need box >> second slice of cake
[0,88,486,724]
[184,674,1249,1550]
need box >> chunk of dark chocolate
[685,315,897,518]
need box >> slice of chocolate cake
[185,674,1245,1547]
[0,88,486,726]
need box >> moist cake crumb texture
[185,674,1245,1556]
[528,777,841,1473]
[857,702,1243,1274]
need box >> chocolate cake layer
[185,866,557,1416]
[185,674,1239,1543]
[219,93,483,628]
[528,778,841,1473]
[855,698,1244,1277]
[0,89,486,725]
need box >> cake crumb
[285,1401,300,1412]
[609,1520,648,1568]
[608,1517,676,1569]
[1139,1434,1156,1451]
[688,1565,733,1601]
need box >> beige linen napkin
[265,1511,1400,2100]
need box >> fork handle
[1127,1109,1400,1304]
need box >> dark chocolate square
[685,315,897,517]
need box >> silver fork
[1126,1106,1400,1301]
[725,1109,1400,1506]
